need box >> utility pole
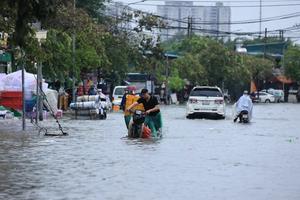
[190,17,193,36]
[72,0,76,103]
[35,62,39,124]
[264,28,267,58]
[259,0,262,38]
[279,30,284,41]
[187,16,190,37]
[217,6,220,39]
[166,27,169,40]
[187,16,193,37]
[35,30,47,122]
[21,52,25,131]
[38,63,43,121]
[165,54,169,105]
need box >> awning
[0,52,12,62]
[275,75,293,84]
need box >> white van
[112,86,127,106]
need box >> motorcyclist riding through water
[234,90,253,123]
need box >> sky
[116,0,300,42]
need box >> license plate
[242,114,248,118]
[202,100,210,105]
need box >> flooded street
[1,103,300,200]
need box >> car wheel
[220,115,225,119]
[265,99,271,103]
[186,115,194,119]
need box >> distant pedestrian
[58,86,69,111]
[88,85,97,95]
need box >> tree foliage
[168,69,185,92]
[163,36,275,97]
[1,0,288,98]
[0,0,64,47]
[42,29,72,81]
[171,54,207,85]
[285,45,300,82]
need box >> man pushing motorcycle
[126,89,162,138]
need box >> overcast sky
[116,0,300,42]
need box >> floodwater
[0,104,300,200]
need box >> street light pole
[166,54,169,104]
[35,62,39,124]
[259,0,262,37]
[35,30,47,122]
[72,0,76,103]
[38,62,43,121]
[22,53,25,131]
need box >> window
[114,88,125,96]
[190,88,222,97]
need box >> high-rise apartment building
[157,1,231,40]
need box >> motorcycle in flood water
[233,103,252,124]
[239,110,249,123]
[128,110,151,139]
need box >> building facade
[157,1,231,41]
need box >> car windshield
[114,88,125,96]
[190,88,222,97]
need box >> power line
[259,0,262,37]
[108,3,300,26]
[137,3,300,8]
[145,0,300,2]
[106,2,300,38]
[108,13,300,38]
[167,12,300,25]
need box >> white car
[255,92,276,103]
[261,89,284,102]
[112,86,126,106]
[186,86,225,119]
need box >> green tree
[168,68,185,92]
[76,0,106,19]
[42,29,72,81]
[0,0,64,47]
[285,45,300,82]
[242,55,273,93]
[168,36,229,86]
[171,53,207,85]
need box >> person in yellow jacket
[120,86,144,129]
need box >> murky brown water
[1,104,300,200]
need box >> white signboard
[146,81,152,93]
